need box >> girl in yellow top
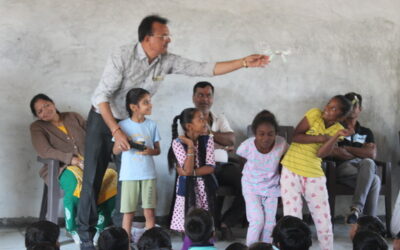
[280,95,354,250]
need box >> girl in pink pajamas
[280,95,354,250]
[236,110,288,245]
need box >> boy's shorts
[120,179,156,213]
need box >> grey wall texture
[0,0,399,219]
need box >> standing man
[192,81,245,240]
[78,14,268,249]
[330,92,380,224]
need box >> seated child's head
[98,226,129,250]
[272,215,312,250]
[349,215,386,240]
[322,95,353,123]
[25,220,60,249]
[137,227,172,250]
[248,242,273,250]
[251,110,278,151]
[225,242,248,250]
[352,231,388,250]
[184,208,214,245]
[27,242,60,250]
[125,88,151,117]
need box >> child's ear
[129,104,138,112]
[185,123,192,132]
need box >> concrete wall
[0,0,399,219]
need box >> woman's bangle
[187,153,195,157]
[111,126,120,136]
[193,169,196,176]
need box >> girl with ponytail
[168,108,217,249]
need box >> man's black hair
[193,81,214,95]
[138,15,169,42]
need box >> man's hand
[244,54,270,67]
[114,129,130,152]
[331,146,354,160]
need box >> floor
[0,222,394,249]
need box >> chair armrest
[374,160,391,186]
[36,156,60,224]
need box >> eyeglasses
[150,34,172,40]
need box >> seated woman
[29,93,117,245]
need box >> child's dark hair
[137,227,172,250]
[25,220,60,248]
[352,231,388,250]
[272,215,312,250]
[331,95,352,118]
[251,110,279,135]
[356,216,386,237]
[225,242,248,250]
[184,208,214,245]
[98,226,129,250]
[30,93,55,116]
[27,242,60,250]
[125,88,150,117]
[345,92,363,108]
[167,108,203,172]
[248,242,273,250]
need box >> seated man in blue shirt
[330,92,380,224]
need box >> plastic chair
[37,157,60,224]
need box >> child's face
[188,111,208,134]
[131,94,152,116]
[322,98,344,122]
[254,123,276,151]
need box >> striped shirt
[281,108,344,177]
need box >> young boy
[185,208,216,250]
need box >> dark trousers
[77,109,121,242]
[215,162,245,228]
